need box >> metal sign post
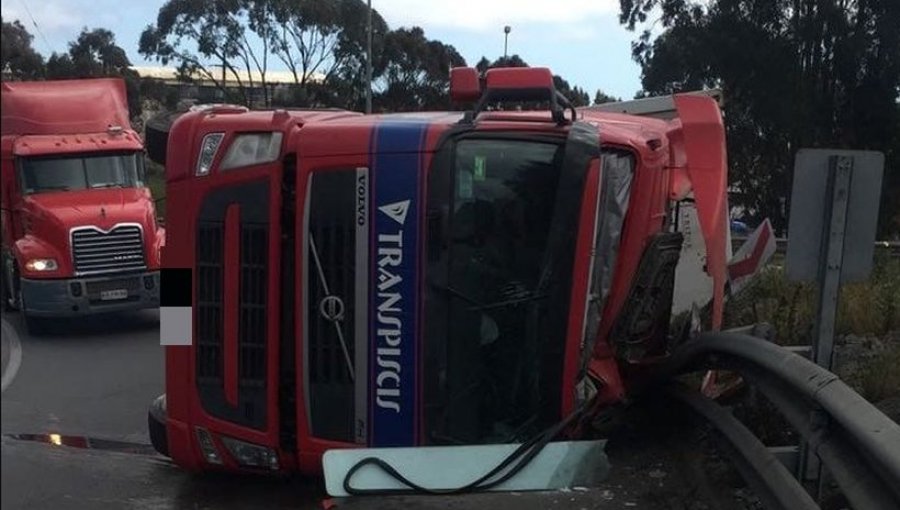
[785,149,884,493]
[811,155,852,370]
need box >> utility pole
[503,26,511,60]
[366,0,373,114]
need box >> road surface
[1,310,757,509]
[0,310,322,510]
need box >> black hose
[343,396,595,496]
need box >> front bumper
[20,270,160,317]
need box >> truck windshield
[424,137,572,445]
[20,152,144,194]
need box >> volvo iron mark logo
[319,295,345,322]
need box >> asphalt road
[0,310,323,510]
[0,309,756,510]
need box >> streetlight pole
[366,0,373,114]
[503,25,511,60]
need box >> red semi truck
[147,67,728,475]
[1,79,164,333]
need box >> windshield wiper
[428,280,482,306]
[39,185,71,192]
[430,279,547,312]
[91,183,125,189]
[467,292,547,312]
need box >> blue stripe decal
[369,120,428,447]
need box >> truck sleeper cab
[1,79,164,333]
[151,67,728,475]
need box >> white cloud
[373,0,619,32]
[1,0,83,33]
[1,0,87,55]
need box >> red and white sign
[728,218,776,294]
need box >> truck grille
[307,170,358,442]
[194,180,270,431]
[71,225,146,274]
[196,223,223,381]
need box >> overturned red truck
[148,67,728,475]
[1,79,164,333]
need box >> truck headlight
[220,436,279,470]
[196,132,225,176]
[25,258,58,272]
[219,133,282,171]
[195,428,223,465]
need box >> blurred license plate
[100,289,128,301]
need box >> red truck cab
[1,79,164,333]
[148,67,727,475]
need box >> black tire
[18,276,49,336]
[1,256,15,312]
[148,408,169,457]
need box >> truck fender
[673,94,728,330]
[13,235,67,277]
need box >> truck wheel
[18,282,48,336]
[1,257,15,312]
[1,275,11,312]
[148,395,169,457]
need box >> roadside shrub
[723,249,900,343]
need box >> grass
[723,250,900,342]
[721,251,900,402]
[859,342,900,403]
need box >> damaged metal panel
[579,151,634,373]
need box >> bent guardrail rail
[653,332,900,510]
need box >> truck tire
[148,395,169,457]
[1,256,15,312]
[17,278,49,336]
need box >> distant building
[131,65,326,107]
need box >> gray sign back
[786,149,884,282]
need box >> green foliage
[1,17,44,79]
[857,341,900,403]
[723,251,900,343]
[139,0,392,109]
[139,0,271,106]
[593,89,619,105]
[43,28,143,118]
[374,26,466,111]
[618,0,900,238]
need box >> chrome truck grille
[71,224,147,274]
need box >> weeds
[722,250,900,401]
[724,250,900,342]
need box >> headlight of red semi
[24,258,58,272]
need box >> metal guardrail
[654,332,900,510]
[731,237,900,258]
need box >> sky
[1,0,645,100]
